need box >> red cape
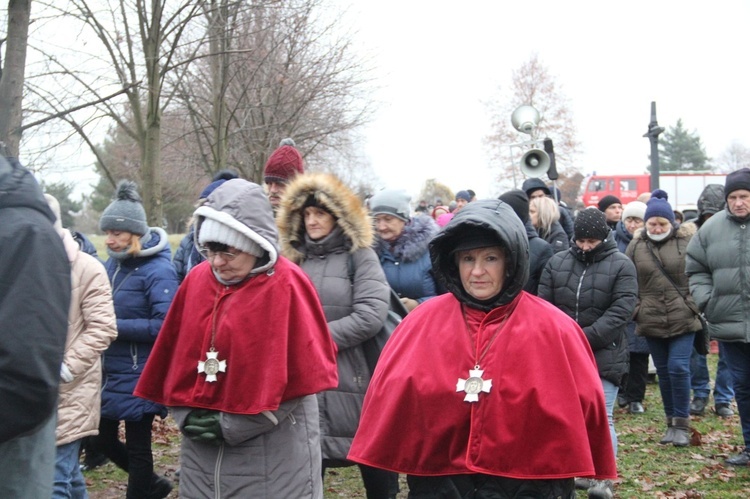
[348,292,617,480]
[135,258,338,414]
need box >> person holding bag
[276,172,399,498]
[626,190,702,447]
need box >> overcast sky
[345,0,750,199]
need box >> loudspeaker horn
[520,148,551,177]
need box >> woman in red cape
[135,179,338,499]
[348,199,616,499]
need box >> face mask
[646,226,672,242]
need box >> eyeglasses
[198,246,240,262]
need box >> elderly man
[686,168,750,466]
[263,138,304,211]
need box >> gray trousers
[0,413,56,498]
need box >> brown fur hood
[276,172,373,263]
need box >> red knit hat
[263,138,304,184]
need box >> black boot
[147,475,173,499]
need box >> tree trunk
[0,0,31,156]
[140,0,163,226]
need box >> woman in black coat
[538,208,637,498]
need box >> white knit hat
[622,201,647,221]
[199,218,263,257]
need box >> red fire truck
[581,171,727,216]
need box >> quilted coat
[539,235,637,385]
[277,172,390,462]
[56,229,117,445]
[101,227,178,421]
[686,210,750,342]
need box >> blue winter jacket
[102,227,178,421]
[374,215,439,303]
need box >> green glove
[183,409,223,445]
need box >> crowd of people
[3,140,750,498]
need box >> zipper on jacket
[130,343,138,371]
[214,442,225,499]
[574,265,589,323]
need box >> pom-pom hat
[644,189,675,223]
[100,180,149,236]
[263,138,304,184]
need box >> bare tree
[718,140,750,173]
[170,0,377,184]
[24,0,205,225]
[418,179,454,208]
[484,53,581,193]
[0,0,32,155]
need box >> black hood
[0,156,56,224]
[430,199,529,311]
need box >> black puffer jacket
[524,220,553,295]
[538,236,638,385]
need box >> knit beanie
[622,201,647,221]
[498,190,530,224]
[575,208,610,241]
[99,180,149,236]
[455,190,472,202]
[264,138,304,184]
[724,167,750,200]
[198,218,264,257]
[44,193,63,231]
[369,189,411,221]
[597,195,622,212]
[644,189,675,223]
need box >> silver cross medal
[198,350,227,382]
[456,368,492,402]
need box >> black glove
[183,409,223,445]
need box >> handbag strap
[645,240,702,317]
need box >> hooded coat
[539,235,637,386]
[627,224,701,339]
[56,229,118,445]
[0,156,70,444]
[373,214,438,303]
[135,180,338,499]
[349,200,616,483]
[101,226,178,421]
[276,173,389,462]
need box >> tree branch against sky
[483,53,581,193]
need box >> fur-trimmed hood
[276,172,373,263]
[633,221,696,242]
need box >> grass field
[82,353,750,498]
